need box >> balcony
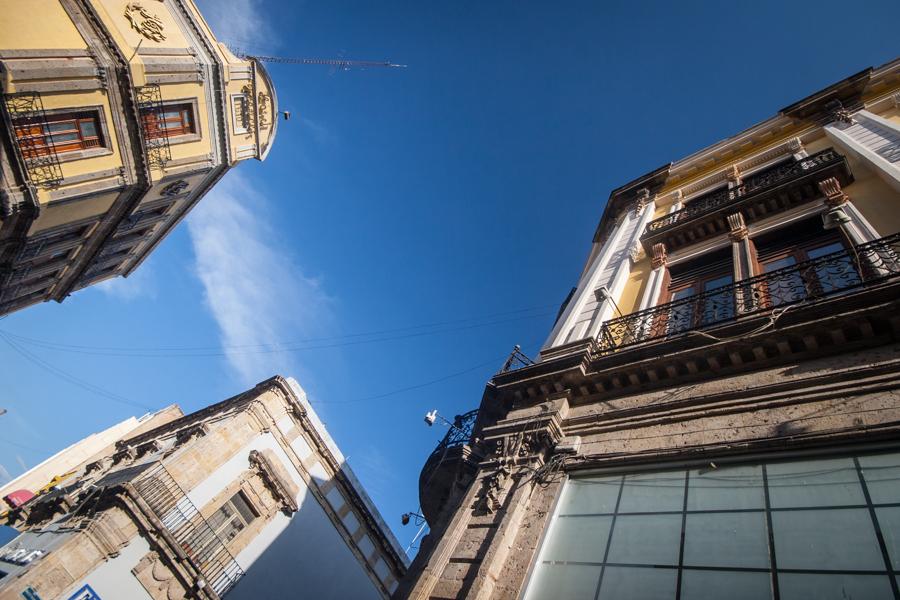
[419,409,480,524]
[134,84,173,171]
[598,233,900,353]
[643,149,852,253]
[3,92,64,189]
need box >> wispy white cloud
[196,0,280,53]
[14,455,27,473]
[0,464,11,486]
[350,445,395,506]
[186,171,333,384]
[94,263,156,301]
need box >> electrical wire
[0,304,556,358]
[0,332,152,412]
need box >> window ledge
[25,147,114,166]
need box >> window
[231,94,249,134]
[753,219,860,307]
[525,449,900,600]
[207,492,257,543]
[140,103,195,139]
[13,111,104,157]
[661,248,735,334]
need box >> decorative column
[817,177,878,245]
[727,213,753,280]
[637,242,668,312]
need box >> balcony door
[662,248,735,335]
[752,218,860,307]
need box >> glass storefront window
[524,449,900,600]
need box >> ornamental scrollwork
[125,3,166,43]
[161,180,188,197]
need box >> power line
[312,336,544,405]
[0,333,152,412]
[0,305,555,358]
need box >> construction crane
[228,46,406,71]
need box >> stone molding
[651,242,668,269]
[248,448,299,514]
[818,176,849,207]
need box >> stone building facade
[398,58,900,599]
[0,376,407,599]
[0,0,279,315]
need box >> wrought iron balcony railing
[645,149,845,235]
[3,92,64,188]
[597,233,900,353]
[134,84,172,171]
[134,463,244,596]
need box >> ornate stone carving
[727,213,748,241]
[651,243,668,269]
[474,463,511,514]
[725,164,742,186]
[249,449,299,513]
[825,99,854,126]
[634,188,651,216]
[628,241,645,264]
[787,137,807,158]
[133,551,186,600]
[818,177,849,207]
[258,93,270,128]
[124,3,166,43]
[160,179,188,198]
[175,423,208,446]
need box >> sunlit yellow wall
[617,257,651,315]
[93,0,191,52]
[846,161,900,236]
[0,0,87,50]
[29,191,119,234]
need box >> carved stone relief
[160,179,188,198]
[124,3,166,43]
[133,551,186,600]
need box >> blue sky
[1,0,899,554]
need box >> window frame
[138,98,202,145]
[12,105,112,163]
[525,444,900,600]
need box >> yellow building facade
[0,0,279,315]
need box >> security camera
[282,110,291,121]
[424,410,437,426]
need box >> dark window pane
[767,457,864,508]
[772,508,884,570]
[859,452,900,504]
[680,569,772,600]
[683,511,770,569]
[525,563,601,600]
[778,573,893,600]
[606,514,681,566]
[541,516,612,563]
[79,120,98,138]
[688,464,765,510]
[558,475,621,515]
[617,471,685,512]
[875,506,900,570]
[596,566,677,600]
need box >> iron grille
[500,344,535,373]
[435,409,479,451]
[645,149,844,234]
[3,92,64,189]
[597,233,900,353]
[135,463,244,596]
[134,84,172,171]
